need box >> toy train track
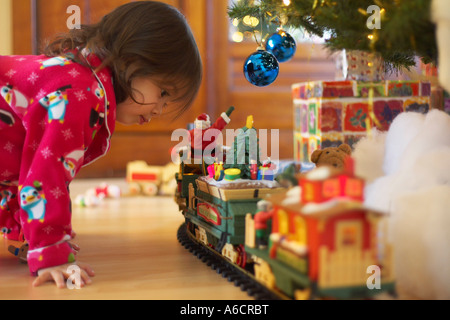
[177,223,284,300]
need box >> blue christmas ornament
[243,50,279,87]
[266,30,296,62]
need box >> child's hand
[33,261,95,289]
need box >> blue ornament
[243,50,279,87]
[266,30,296,62]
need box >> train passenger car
[127,160,162,196]
[176,160,285,267]
[244,160,396,299]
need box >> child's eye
[161,89,169,98]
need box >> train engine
[185,173,284,267]
[174,115,286,268]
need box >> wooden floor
[0,179,252,300]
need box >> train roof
[266,188,386,220]
[297,164,359,182]
[196,176,285,202]
[197,176,281,189]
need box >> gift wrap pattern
[292,80,432,163]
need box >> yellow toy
[126,160,178,196]
[214,162,224,180]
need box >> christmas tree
[224,115,262,179]
[228,0,437,72]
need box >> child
[0,1,202,288]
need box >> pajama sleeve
[19,84,104,275]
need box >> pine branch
[227,0,437,70]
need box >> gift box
[257,167,274,181]
[430,86,450,115]
[446,91,450,114]
[292,80,432,163]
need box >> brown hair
[44,1,202,118]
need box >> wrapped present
[430,86,450,115]
[292,80,432,163]
[446,91,450,114]
[257,167,274,181]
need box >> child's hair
[44,1,202,118]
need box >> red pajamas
[0,50,116,275]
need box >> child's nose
[151,102,165,117]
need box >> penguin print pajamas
[0,51,116,275]
[20,182,47,223]
[39,86,71,123]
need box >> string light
[243,15,259,27]
[232,31,244,43]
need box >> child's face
[116,77,170,125]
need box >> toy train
[126,160,178,196]
[174,120,395,300]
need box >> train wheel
[186,221,196,236]
[235,245,247,268]
[222,243,237,264]
[294,288,311,300]
[195,226,209,246]
[142,183,158,196]
[128,182,141,195]
[254,260,276,290]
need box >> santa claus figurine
[190,106,235,160]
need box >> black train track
[177,223,283,300]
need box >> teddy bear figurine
[8,243,29,263]
[310,143,352,170]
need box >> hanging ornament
[243,49,279,87]
[265,29,296,62]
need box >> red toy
[300,157,364,204]
[189,106,234,159]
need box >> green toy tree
[228,0,437,72]
[224,115,262,179]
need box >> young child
[0,1,202,288]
